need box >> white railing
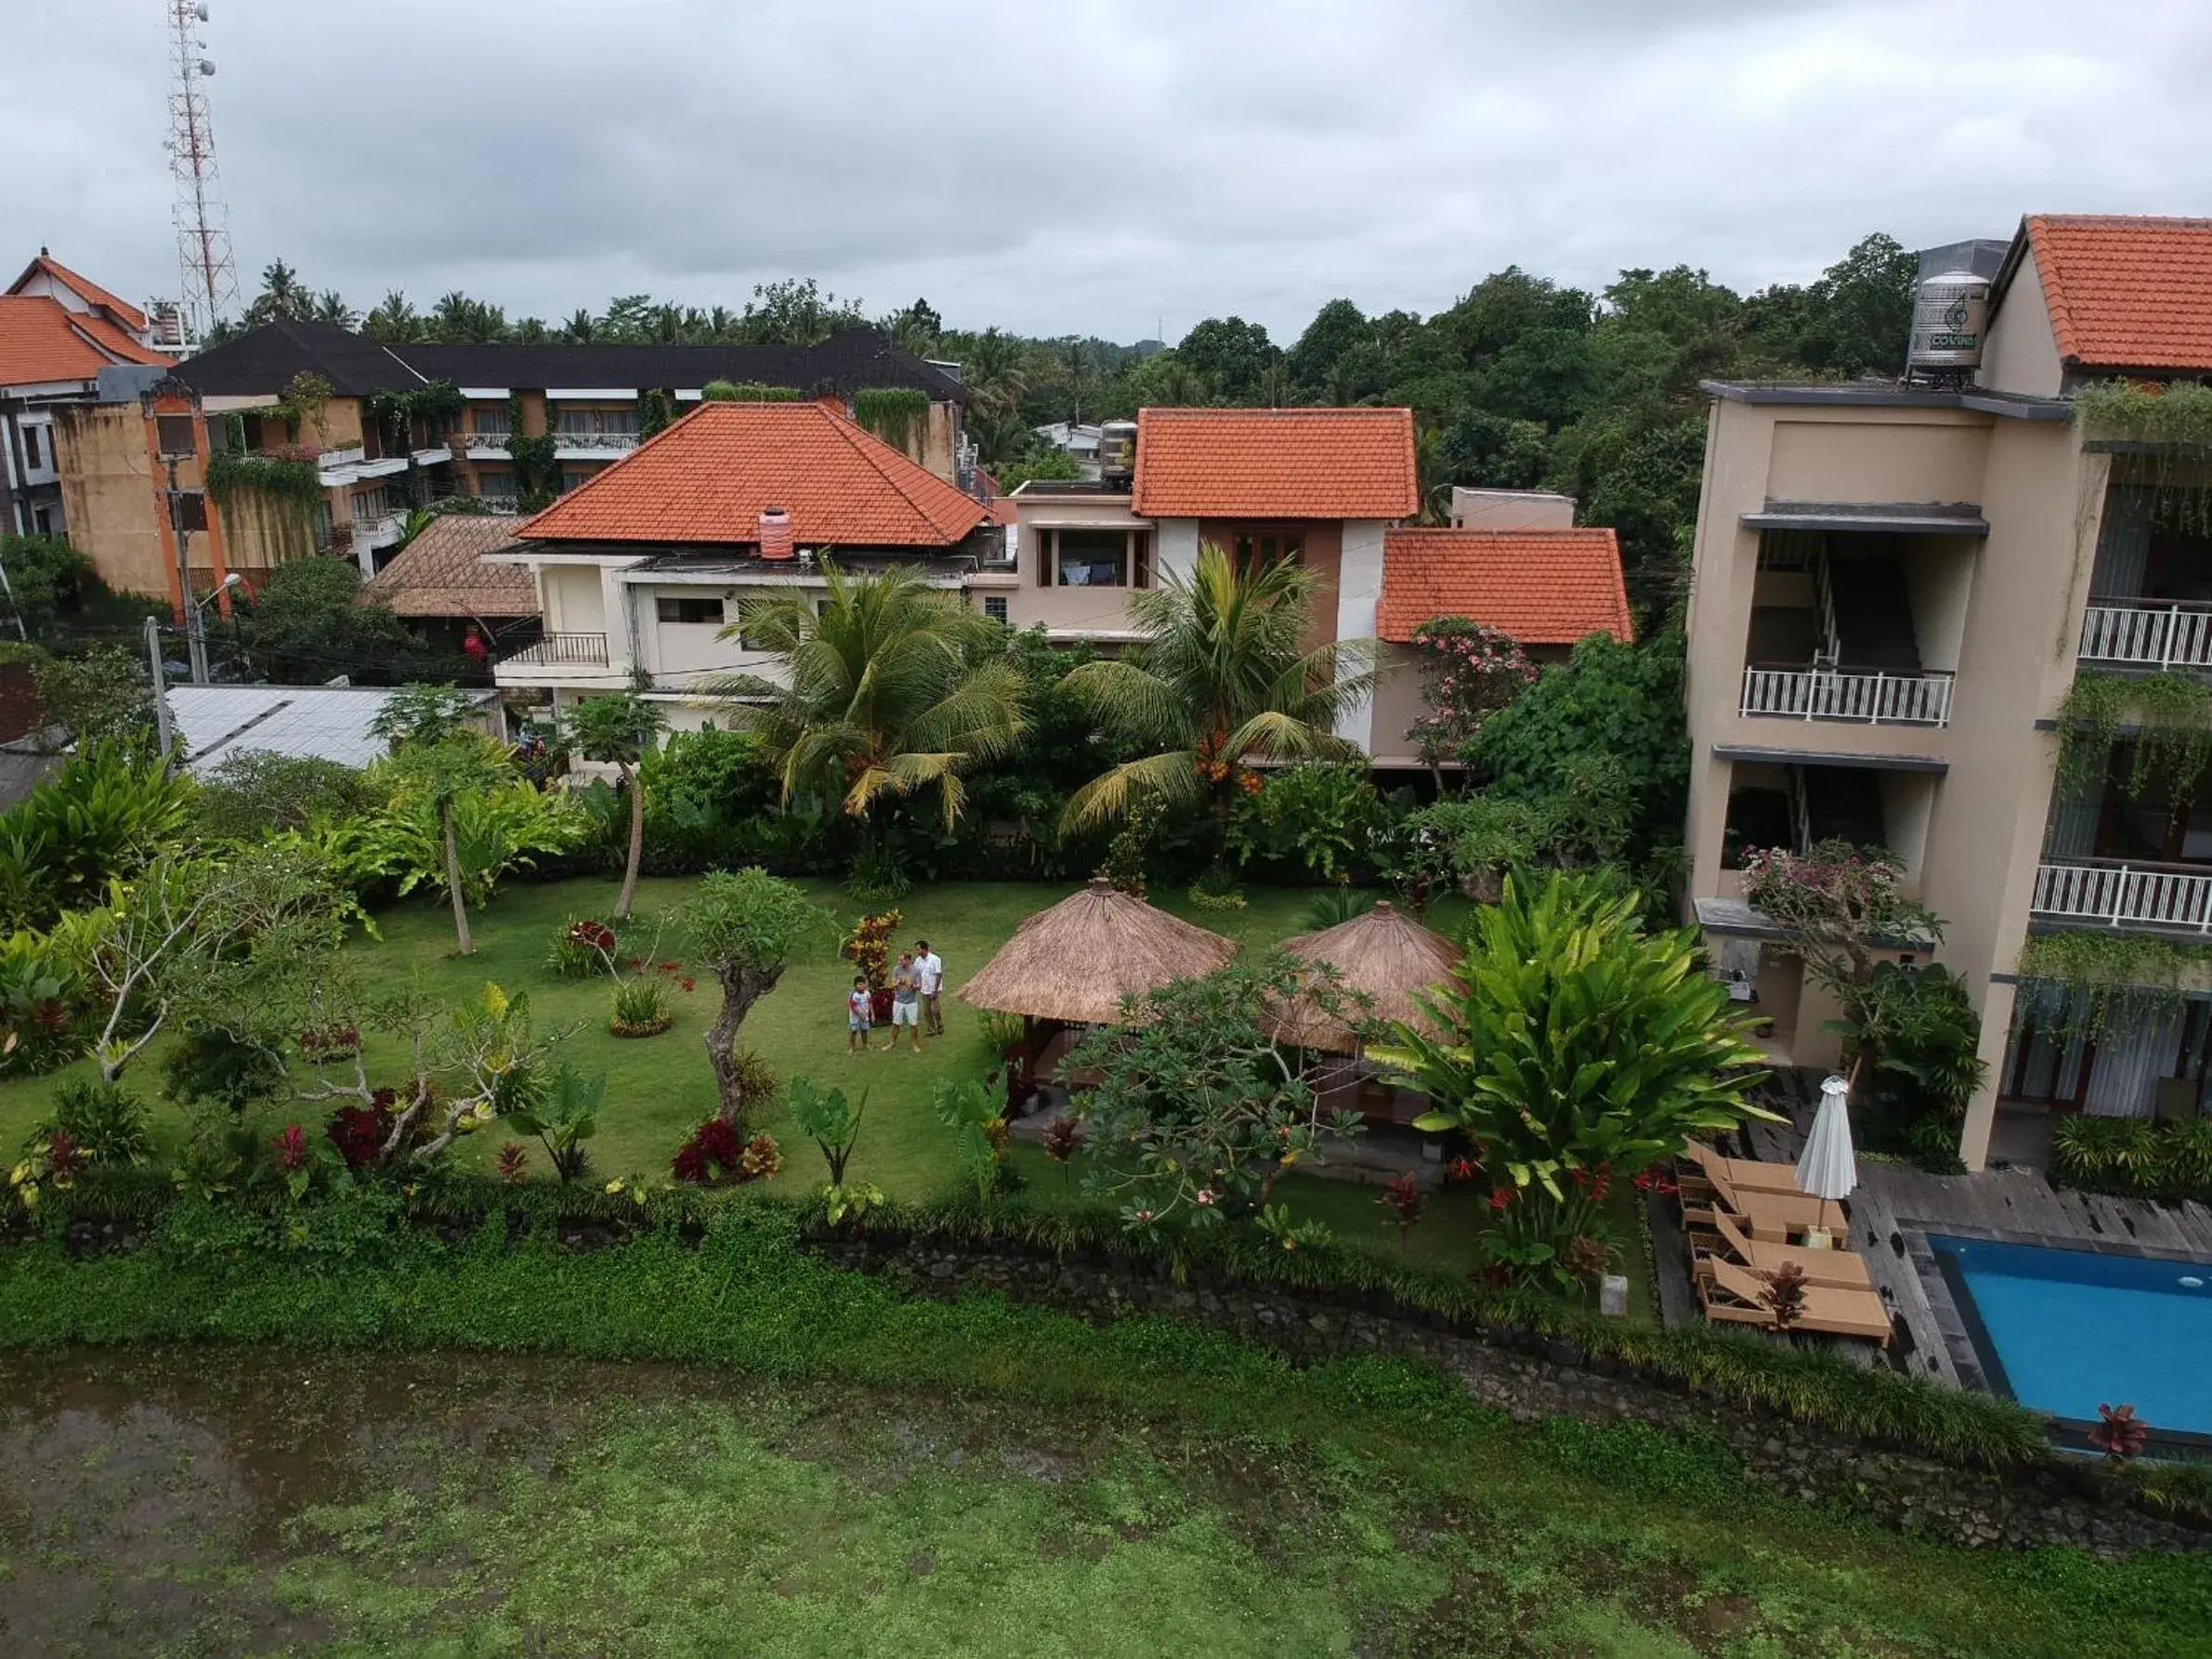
[478,493,519,514]
[465,429,512,452]
[553,429,639,451]
[313,443,367,468]
[2033,860,2212,932]
[2079,602,2212,670]
[354,511,406,549]
[1738,665,1955,726]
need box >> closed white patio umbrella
[1795,1075,1857,1247]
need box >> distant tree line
[211,233,1918,623]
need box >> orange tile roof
[2022,215,2212,372]
[520,400,988,548]
[8,254,151,331]
[1132,407,1419,519]
[0,296,170,387]
[1378,527,1631,646]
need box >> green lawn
[0,873,1650,1301]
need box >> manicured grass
[4,875,1587,1288]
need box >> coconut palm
[1058,542,1376,841]
[564,692,667,921]
[713,562,1027,837]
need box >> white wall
[1981,251,2065,399]
[1333,518,1387,748]
[1448,488,1575,529]
[1155,517,1199,582]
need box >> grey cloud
[3,0,2208,343]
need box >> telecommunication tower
[164,1,237,343]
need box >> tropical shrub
[194,751,378,842]
[1224,762,1390,883]
[1371,872,1771,1274]
[933,1074,1011,1205]
[162,1025,290,1110]
[1829,962,1985,1171]
[0,740,197,926]
[1390,793,1551,904]
[33,1079,152,1168]
[670,1119,782,1185]
[1474,632,1687,868]
[326,1093,402,1171]
[610,973,673,1037]
[547,916,620,978]
[842,908,903,992]
[2050,1114,2212,1202]
[1066,951,1368,1232]
[505,1061,607,1182]
[0,927,80,1078]
[346,774,587,908]
[631,728,790,872]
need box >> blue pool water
[1932,1235,2212,1435]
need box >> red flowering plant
[1404,617,1537,778]
[1377,1169,1426,1251]
[2088,1403,2151,1462]
[269,1119,348,1203]
[326,1090,402,1170]
[548,916,622,979]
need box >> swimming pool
[1931,1235,2212,1436]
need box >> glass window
[476,471,513,499]
[560,468,596,493]
[1055,529,1126,587]
[983,595,1009,624]
[657,595,724,625]
[21,426,42,470]
[473,407,512,436]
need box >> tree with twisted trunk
[680,868,832,1129]
[564,692,667,920]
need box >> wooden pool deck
[1721,1072,2212,1389]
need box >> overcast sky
[8,1,2210,345]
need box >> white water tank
[1908,270,1989,374]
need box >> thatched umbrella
[958,877,1238,1025]
[1267,900,1461,1053]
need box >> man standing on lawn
[890,949,924,1054]
[915,937,945,1037]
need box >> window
[657,595,724,625]
[557,408,639,438]
[983,594,1009,624]
[473,407,512,437]
[476,470,514,500]
[155,414,198,457]
[1233,530,1302,572]
[20,425,43,471]
[31,505,56,536]
[560,467,597,493]
[1054,528,1127,587]
[173,491,208,532]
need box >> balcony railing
[553,428,640,451]
[2032,859,2212,932]
[499,632,609,669]
[353,511,405,549]
[1738,665,1955,726]
[2079,601,2212,671]
[465,429,513,452]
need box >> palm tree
[712,562,1026,840]
[1058,543,1377,843]
[961,327,1030,419]
[565,692,667,921]
[362,289,421,343]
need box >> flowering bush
[1405,617,1536,770]
[298,1024,361,1061]
[547,916,622,979]
[670,1118,782,1186]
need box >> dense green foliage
[1373,874,1770,1276]
[225,555,465,686]
[2050,1112,2212,1205]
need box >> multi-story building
[490,399,1633,765]
[47,320,972,607]
[489,398,994,725]
[1682,213,2212,1169]
[0,252,170,539]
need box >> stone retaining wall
[816,1234,2207,1558]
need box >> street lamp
[185,571,242,682]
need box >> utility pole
[145,615,177,755]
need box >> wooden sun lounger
[1698,1257,1891,1342]
[1680,1164,1847,1245]
[1682,1139,1802,1196]
[1697,1208,1873,1291]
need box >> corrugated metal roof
[168,684,496,773]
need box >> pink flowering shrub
[1405,617,1537,769]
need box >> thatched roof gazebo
[1268,900,1461,1052]
[958,877,1238,1026]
